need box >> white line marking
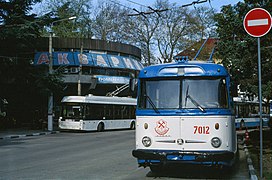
[248,19,269,26]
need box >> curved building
[34,37,143,97]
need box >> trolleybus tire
[97,123,104,132]
[130,121,135,130]
[240,120,245,129]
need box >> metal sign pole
[243,8,271,179]
[257,37,263,178]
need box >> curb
[243,144,258,180]
[0,131,59,140]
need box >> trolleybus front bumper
[132,149,235,167]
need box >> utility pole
[78,41,83,96]
[48,16,76,131]
[48,30,53,131]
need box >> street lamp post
[48,16,76,131]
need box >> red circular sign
[243,8,272,37]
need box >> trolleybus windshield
[62,103,83,119]
[139,77,228,110]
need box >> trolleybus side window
[114,105,122,119]
[105,105,112,118]
[78,104,136,120]
[128,105,136,119]
[85,104,104,120]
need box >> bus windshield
[139,77,228,110]
[62,103,83,119]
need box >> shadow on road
[145,158,243,179]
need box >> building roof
[175,38,218,61]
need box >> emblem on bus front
[155,119,169,136]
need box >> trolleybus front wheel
[130,121,135,130]
[240,120,245,129]
[97,123,104,132]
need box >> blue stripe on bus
[137,159,232,166]
[235,121,269,128]
[138,159,161,163]
[136,109,232,116]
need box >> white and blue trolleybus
[132,58,237,171]
[59,95,137,131]
[234,97,270,129]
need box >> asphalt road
[0,130,250,179]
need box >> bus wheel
[130,121,135,130]
[240,120,245,129]
[97,123,104,132]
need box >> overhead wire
[108,0,134,10]
[124,0,149,8]
[109,0,210,17]
[181,0,208,8]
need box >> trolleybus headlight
[142,136,152,147]
[215,123,219,130]
[144,123,148,129]
[211,137,221,148]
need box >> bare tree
[154,0,192,63]
[92,1,129,41]
[154,0,216,63]
[125,9,160,65]
[38,0,216,65]
[192,6,216,39]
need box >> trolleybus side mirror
[130,79,137,92]
[89,77,98,90]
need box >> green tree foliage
[0,0,65,127]
[0,0,55,41]
[214,0,272,101]
[41,0,93,38]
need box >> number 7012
[193,126,210,134]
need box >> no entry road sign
[243,7,272,178]
[243,8,272,37]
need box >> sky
[103,0,243,12]
[33,0,243,16]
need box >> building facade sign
[34,52,143,71]
[95,75,130,84]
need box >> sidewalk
[0,128,59,140]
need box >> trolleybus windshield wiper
[185,85,206,113]
[144,94,160,114]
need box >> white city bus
[59,95,137,131]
